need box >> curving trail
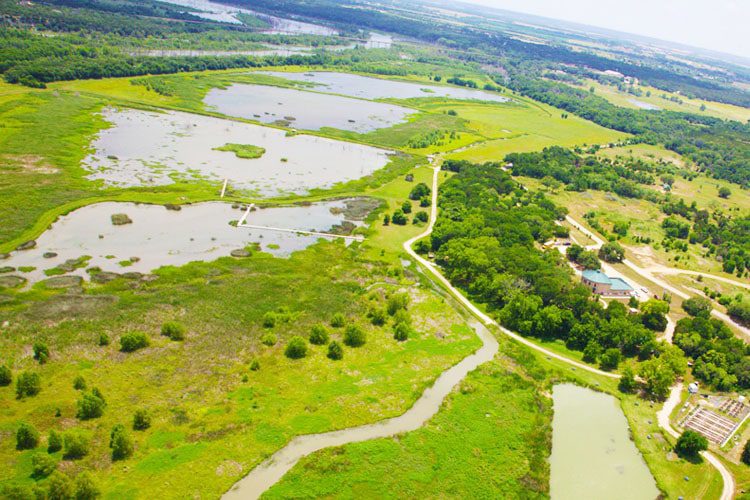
[644,266,750,291]
[657,385,735,500]
[223,165,734,499]
[566,213,736,498]
[408,168,619,379]
[567,214,750,339]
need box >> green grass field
[574,78,750,123]
[264,336,551,499]
[0,241,480,498]
[441,99,626,162]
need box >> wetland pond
[160,0,337,35]
[550,384,659,500]
[82,108,393,195]
[257,71,511,102]
[204,84,414,132]
[628,99,661,111]
[0,199,375,286]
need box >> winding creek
[223,319,499,499]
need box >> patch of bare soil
[2,155,59,174]
[26,294,118,322]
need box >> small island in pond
[213,143,266,159]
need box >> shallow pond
[550,384,659,500]
[204,84,413,132]
[1,199,371,284]
[160,0,337,35]
[258,71,510,102]
[128,46,314,58]
[628,99,661,111]
[82,108,392,195]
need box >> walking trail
[223,166,734,500]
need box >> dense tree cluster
[506,147,750,276]
[431,161,680,385]
[674,316,750,390]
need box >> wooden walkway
[236,223,364,241]
[235,204,363,241]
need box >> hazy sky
[461,0,750,59]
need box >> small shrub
[16,423,39,450]
[249,359,260,371]
[73,375,86,391]
[16,371,41,398]
[47,471,74,499]
[161,321,185,341]
[344,325,366,347]
[31,452,57,478]
[393,322,410,342]
[98,332,110,346]
[742,440,750,466]
[64,430,90,459]
[284,336,308,359]
[330,313,345,328]
[74,472,100,500]
[309,324,329,345]
[401,201,412,214]
[413,211,428,223]
[262,311,277,328]
[599,348,622,371]
[419,196,430,207]
[110,424,134,461]
[1,484,34,499]
[48,429,63,453]
[618,367,637,394]
[682,297,712,318]
[33,342,49,364]
[327,341,344,360]
[119,332,149,352]
[0,365,11,386]
[76,390,106,420]
[368,307,387,326]
[261,333,277,346]
[133,409,151,431]
[387,293,409,316]
[392,309,412,326]
[391,209,407,225]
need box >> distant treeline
[505,147,750,278]
[228,0,750,108]
[501,77,750,187]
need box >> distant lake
[204,83,414,132]
[259,71,511,102]
[160,0,337,35]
